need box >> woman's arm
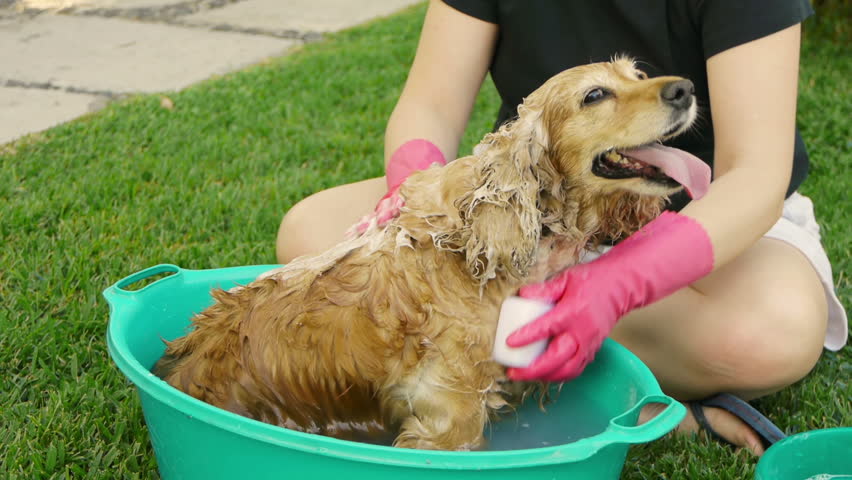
[505,23,807,381]
[681,24,803,267]
[384,0,498,166]
[344,1,497,237]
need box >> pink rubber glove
[506,211,715,382]
[347,139,446,237]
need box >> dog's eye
[636,71,648,80]
[582,88,610,106]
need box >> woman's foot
[640,400,768,456]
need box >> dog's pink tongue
[621,144,711,199]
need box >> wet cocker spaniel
[154,58,703,451]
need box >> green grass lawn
[0,3,848,479]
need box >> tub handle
[600,394,686,445]
[103,264,182,303]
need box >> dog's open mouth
[592,148,678,185]
[592,143,712,199]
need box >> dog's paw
[393,431,480,451]
[393,432,436,450]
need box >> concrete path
[0,0,421,145]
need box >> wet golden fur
[154,59,697,450]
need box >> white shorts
[579,192,847,351]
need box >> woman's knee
[276,197,319,263]
[701,284,827,394]
[275,177,387,264]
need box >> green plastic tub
[104,264,686,479]
[755,428,852,480]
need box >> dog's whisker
[336,383,354,399]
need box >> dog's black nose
[661,80,695,110]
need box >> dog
[153,58,702,451]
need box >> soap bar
[492,296,553,368]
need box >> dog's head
[399,59,708,287]
[528,57,703,198]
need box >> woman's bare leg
[616,238,829,454]
[276,177,386,263]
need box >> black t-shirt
[443,0,814,211]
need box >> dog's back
[153,246,447,442]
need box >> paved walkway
[0,0,421,145]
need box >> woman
[276,0,846,455]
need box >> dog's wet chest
[526,234,586,284]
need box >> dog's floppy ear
[451,103,551,285]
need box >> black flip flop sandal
[688,393,787,449]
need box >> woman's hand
[506,211,715,382]
[346,139,446,236]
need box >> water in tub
[485,390,611,450]
[354,390,613,450]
